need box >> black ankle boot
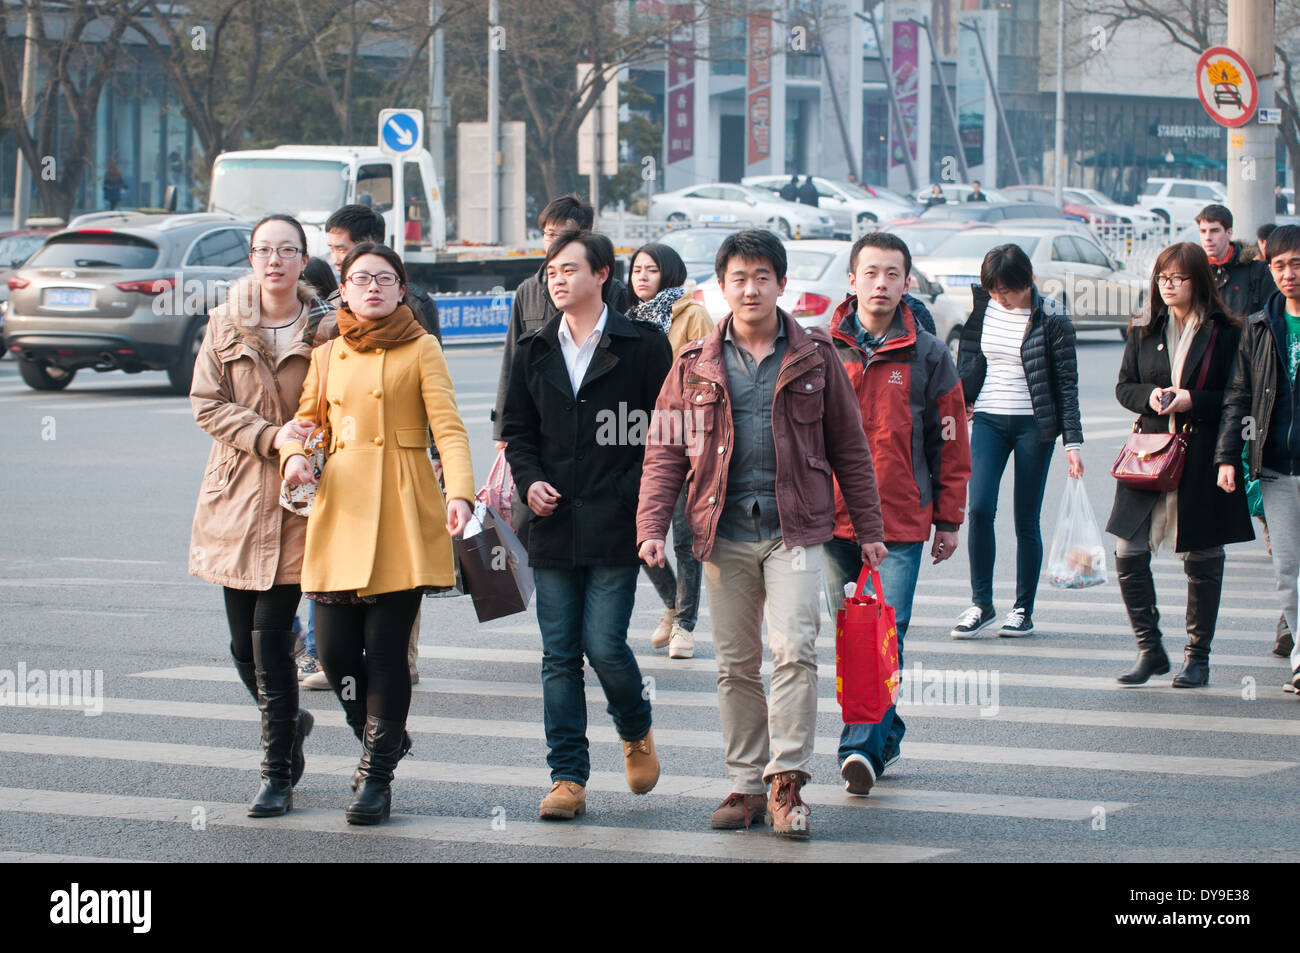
[1114,551,1170,684]
[248,629,300,816]
[346,715,408,825]
[1173,553,1224,688]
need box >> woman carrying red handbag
[1106,242,1253,687]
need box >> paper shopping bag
[453,503,534,622]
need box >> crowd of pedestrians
[188,192,1297,840]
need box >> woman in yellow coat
[282,242,474,825]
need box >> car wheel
[18,359,75,391]
[167,320,206,395]
[772,218,792,239]
[666,213,688,226]
[1152,208,1169,224]
[946,326,962,364]
[856,212,878,230]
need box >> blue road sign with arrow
[378,109,423,156]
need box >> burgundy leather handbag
[1110,325,1217,493]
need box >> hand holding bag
[835,567,900,724]
[279,340,333,516]
[1109,324,1217,493]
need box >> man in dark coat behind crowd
[797,175,820,207]
[1196,204,1275,319]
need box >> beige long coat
[188,277,335,590]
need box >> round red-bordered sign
[1196,46,1258,128]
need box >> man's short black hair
[980,243,1034,293]
[544,229,615,295]
[1258,222,1278,243]
[850,232,911,276]
[538,194,595,231]
[715,229,787,283]
[972,180,982,186]
[325,204,385,243]
[1195,204,1233,230]
[1266,224,1300,264]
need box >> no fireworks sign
[1195,46,1259,128]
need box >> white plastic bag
[1047,477,1108,589]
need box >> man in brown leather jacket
[636,229,886,839]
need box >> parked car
[5,212,252,393]
[919,200,1070,224]
[0,225,60,354]
[911,183,1011,205]
[878,219,998,257]
[1061,187,1164,235]
[653,226,750,285]
[913,224,1145,334]
[1137,178,1228,227]
[1000,184,1121,224]
[648,183,835,239]
[742,175,917,236]
[691,239,966,349]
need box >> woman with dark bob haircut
[954,242,1083,640]
[282,242,476,823]
[626,241,714,659]
[1107,241,1251,687]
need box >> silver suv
[5,212,252,393]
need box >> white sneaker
[650,611,675,648]
[997,607,1035,637]
[841,753,876,796]
[667,625,695,659]
[302,670,331,691]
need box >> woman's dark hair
[1132,241,1236,337]
[628,243,688,302]
[979,243,1034,293]
[338,242,409,308]
[715,229,787,283]
[251,214,308,256]
[544,230,615,297]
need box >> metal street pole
[590,73,601,218]
[961,18,1022,185]
[487,0,500,244]
[856,9,917,191]
[913,16,968,183]
[428,0,446,196]
[1053,0,1065,206]
[12,5,38,229]
[1226,0,1273,238]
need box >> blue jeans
[822,536,924,775]
[534,565,652,785]
[304,600,316,657]
[968,413,1055,614]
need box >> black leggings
[314,590,422,722]
[223,585,302,664]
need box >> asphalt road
[0,330,1296,864]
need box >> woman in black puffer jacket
[953,243,1084,640]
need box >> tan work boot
[622,729,660,794]
[650,610,675,648]
[539,781,586,820]
[765,771,811,838]
[710,792,768,829]
[667,624,695,659]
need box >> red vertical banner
[746,13,772,166]
[667,5,695,164]
[890,17,919,168]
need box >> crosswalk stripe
[0,728,1124,821]
[49,695,1293,778]
[902,616,1277,643]
[127,668,1300,736]
[0,786,950,863]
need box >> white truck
[207,145,536,340]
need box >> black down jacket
[957,284,1084,446]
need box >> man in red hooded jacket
[825,232,971,797]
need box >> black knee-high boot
[1114,551,1170,684]
[1173,553,1224,688]
[236,646,312,785]
[346,715,408,825]
[248,629,309,816]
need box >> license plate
[942,275,979,288]
[699,214,737,223]
[45,288,94,309]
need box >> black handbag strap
[1193,323,1219,392]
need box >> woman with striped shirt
[953,243,1084,638]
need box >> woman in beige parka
[189,214,335,819]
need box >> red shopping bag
[835,567,900,724]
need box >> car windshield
[0,234,46,267]
[659,229,732,263]
[25,233,160,269]
[210,158,349,221]
[929,233,1041,259]
[885,226,967,256]
[867,185,912,205]
[785,251,836,281]
[1070,188,1109,205]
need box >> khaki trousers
[703,536,823,794]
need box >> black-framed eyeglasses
[251,245,303,260]
[345,271,400,287]
[1156,274,1189,288]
